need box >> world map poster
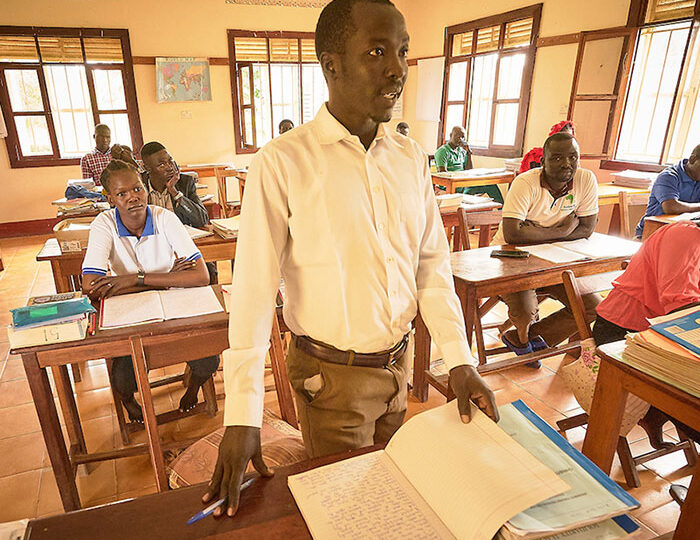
[156,57,212,103]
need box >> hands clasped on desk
[203,364,498,518]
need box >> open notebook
[288,401,638,540]
[99,286,223,329]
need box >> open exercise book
[99,286,223,329]
[521,233,640,264]
[288,401,639,540]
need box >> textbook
[211,216,240,239]
[11,297,95,329]
[100,286,223,329]
[288,401,638,540]
[8,316,89,349]
[183,224,213,240]
[523,233,640,264]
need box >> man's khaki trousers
[286,335,411,458]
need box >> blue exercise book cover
[650,308,700,357]
[511,400,639,509]
[10,297,95,329]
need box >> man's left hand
[449,365,499,424]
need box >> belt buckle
[386,335,407,367]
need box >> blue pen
[186,477,255,525]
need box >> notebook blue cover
[10,297,95,329]
[649,308,700,357]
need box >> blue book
[11,297,95,329]
[650,308,700,357]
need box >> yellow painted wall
[0,0,322,223]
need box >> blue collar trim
[115,206,154,238]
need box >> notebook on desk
[99,287,223,329]
[288,400,639,540]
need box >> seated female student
[81,160,219,421]
[593,220,700,450]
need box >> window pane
[83,38,124,63]
[476,25,501,53]
[451,31,473,57]
[447,61,468,102]
[243,108,254,146]
[92,69,127,110]
[302,64,328,123]
[270,38,299,62]
[572,100,615,155]
[468,53,497,147]
[646,0,695,23]
[15,116,52,156]
[492,103,519,145]
[503,18,533,49]
[43,65,94,158]
[252,64,272,147]
[38,37,83,62]
[0,35,39,63]
[271,63,300,136]
[99,113,132,148]
[577,37,625,95]
[300,39,317,62]
[234,37,268,62]
[667,31,700,163]
[616,23,690,162]
[240,66,252,105]
[5,70,44,112]
[444,104,464,140]
[497,54,525,100]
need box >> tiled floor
[0,234,694,537]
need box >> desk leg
[22,353,81,511]
[472,297,488,365]
[581,361,627,473]
[477,225,491,248]
[412,312,430,402]
[675,472,700,539]
[48,260,83,383]
[52,365,87,455]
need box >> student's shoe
[525,335,548,369]
[670,484,687,506]
[501,331,533,355]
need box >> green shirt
[434,143,467,171]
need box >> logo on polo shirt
[561,193,576,211]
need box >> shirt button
[386,256,394,263]
[378,223,385,231]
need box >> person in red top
[519,121,575,174]
[593,220,700,455]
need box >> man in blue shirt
[636,144,700,237]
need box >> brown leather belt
[293,334,409,368]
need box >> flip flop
[530,335,548,351]
[501,333,533,355]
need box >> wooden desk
[431,171,515,194]
[641,214,684,241]
[597,183,651,236]
[26,445,379,540]
[412,235,639,401]
[440,202,501,250]
[584,342,700,539]
[37,235,236,294]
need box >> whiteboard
[416,56,445,122]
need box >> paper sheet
[0,519,27,540]
[159,286,223,320]
[100,290,163,329]
[554,234,640,259]
[525,244,588,263]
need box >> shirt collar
[94,146,111,156]
[115,206,154,238]
[313,103,388,148]
[539,170,574,200]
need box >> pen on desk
[186,476,256,525]
[87,312,96,336]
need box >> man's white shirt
[224,104,476,427]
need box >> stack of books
[211,216,240,239]
[623,306,700,397]
[53,198,109,217]
[504,157,522,174]
[610,169,656,189]
[7,295,96,349]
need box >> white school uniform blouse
[224,104,476,428]
[81,206,202,276]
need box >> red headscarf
[519,121,576,174]
[549,120,575,136]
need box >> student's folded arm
[143,257,209,288]
[560,213,598,241]
[415,152,476,371]
[502,217,567,244]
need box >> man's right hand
[202,426,274,517]
[557,213,579,236]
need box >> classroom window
[440,5,541,158]
[0,28,142,168]
[614,19,699,165]
[227,30,328,153]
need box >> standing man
[204,0,497,518]
[278,119,295,135]
[396,121,409,137]
[635,144,700,237]
[435,126,503,203]
[492,132,601,365]
[80,124,112,185]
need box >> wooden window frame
[0,26,142,169]
[227,29,319,155]
[439,4,542,159]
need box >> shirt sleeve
[82,214,113,276]
[651,169,681,204]
[223,150,289,427]
[175,174,210,228]
[81,156,92,180]
[657,225,700,313]
[415,151,477,370]
[434,146,447,169]
[501,175,532,221]
[576,170,599,217]
[161,209,202,262]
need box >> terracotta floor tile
[0,431,44,478]
[75,387,115,420]
[636,501,680,535]
[115,454,156,494]
[82,416,118,454]
[73,364,110,391]
[0,402,40,439]
[76,461,117,505]
[1,357,27,382]
[518,374,580,414]
[501,364,555,384]
[36,468,63,518]
[0,470,41,521]
[0,377,33,408]
[625,470,673,514]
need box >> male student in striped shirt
[81,159,219,421]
